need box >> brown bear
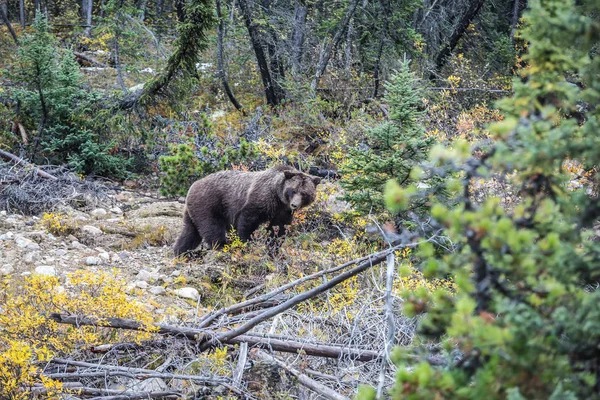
[173,165,321,256]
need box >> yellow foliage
[0,271,156,398]
[39,212,78,236]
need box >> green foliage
[368,1,600,398]
[9,14,127,177]
[340,59,434,215]
[159,118,258,196]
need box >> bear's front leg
[236,210,264,241]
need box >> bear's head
[282,171,321,211]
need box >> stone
[109,207,123,215]
[136,270,153,281]
[71,241,87,250]
[91,208,107,219]
[34,265,56,276]
[0,264,14,276]
[170,270,181,277]
[85,256,102,266]
[135,281,149,289]
[0,232,14,241]
[173,287,199,301]
[127,202,184,218]
[81,225,103,236]
[98,252,110,261]
[55,249,68,257]
[15,235,38,249]
[148,286,166,295]
[23,252,41,265]
[118,251,130,260]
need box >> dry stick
[0,149,58,180]
[203,242,420,349]
[232,342,248,387]
[48,313,380,361]
[196,243,411,328]
[376,253,396,398]
[33,386,179,399]
[255,351,349,400]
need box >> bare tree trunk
[82,0,92,36]
[344,17,353,75]
[261,0,285,101]
[34,0,39,17]
[175,0,184,22]
[19,0,25,28]
[510,0,520,44]
[136,0,148,20]
[216,0,244,112]
[237,0,280,107]
[291,1,308,75]
[0,0,18,44]
[431,0,485,79]
[310,0,360,92]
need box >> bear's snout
[290,194,303,210]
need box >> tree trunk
[19,0,25,28]
[34,0,39,17]
[290,1,308,75]
[237,0,280,107]
[0,0,18,44]
[372,0,389,98]
[216,0,244,112]
[261,0,285,101]
[431,0,485,79]
[510,0,520,44]
[344,17,353,75]
[310,0,360,92]
[175,0,185,22]
[82,0,92,36]
[136,0,148,20]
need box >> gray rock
[170,270,181,277]
[55,249,68,257]
[173,287,199,301]
[85,256,102,265]
[91,208,108,218]
[148,286,166,295]
[135,281,149,289]
[118,251,130,260]
[34,265,56,276]
[71,241,87,250]
[0,264,14,276]
[136,269,153,281]
[109,207,123,215]
[23,252,41,265]
[128,202,184,218]
[81,225,103,236]
[15,235,39,249]
[0,232,14,241]
[98,252,110,261]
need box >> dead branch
[0,149,58,180]
[73,51,109,68]
[197,244,412,328]
[33,386,180,399]
[232,342,248,387]
[204,242,420,348]
[48,313,381,361]
[255,351,349,400]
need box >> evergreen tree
[341,59,433,216]
[360,0,600,398]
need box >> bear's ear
[311,176,321,186]
[284,171,300,180]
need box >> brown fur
[173,165,320,256]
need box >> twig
[255,351,349,400]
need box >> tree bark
[510,0,520,44]
[19,0,25,28]
[82,0,93,36]
[0,0,18,44]
[237,0,280,107]
[310,0,360,92]
[262,0,285,101]
[291,1,308,75]
[216,0,244,112]
[431,0,485,79]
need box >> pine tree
[340,59,433,216]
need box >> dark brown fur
[173,165,320,256]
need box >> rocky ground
[0,189,217,317]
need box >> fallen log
[73,51,109,68]
[0,149,58,180]
[48,313,381,361]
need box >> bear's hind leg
[200,218,227,249]
[173,212,202,256]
